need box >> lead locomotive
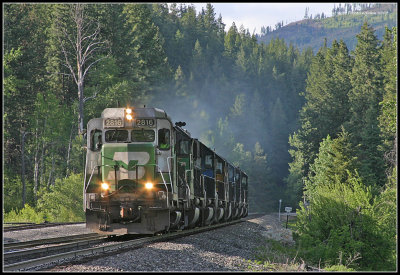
[84,106,248,235]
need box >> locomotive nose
[101,143,156,191]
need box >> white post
[278,199,282,221]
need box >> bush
[295,133,396,271]
[3,173,22,213]
[4,204,45,224]
[296,170,393,270]
[36,173,85,222]
[4,173,85,223]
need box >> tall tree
[4,4,53,207]
[54,3,110,136]
[123,3,171,102]
[379,27,397,173]
[286,38,355,204]
[347,21,385,187]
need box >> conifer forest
[3,3,397,271]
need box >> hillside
[257,3,397,53]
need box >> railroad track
[3,222,85,232]
[4,233,101,250]
[3,216,257,271]
[4,233,107,267]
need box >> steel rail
[4,222,35,225]
[4,218,247,271]
[4,233,99,250]
[4,236,107,261]
[4,222,85,232]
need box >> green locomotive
[84,106,248,235]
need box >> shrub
[36,173,85,222]
[4,204,45,223]
[295,133,396,271]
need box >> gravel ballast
[36,214,296,272]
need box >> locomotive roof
[101,107,171,120]
[174,125,191,138]
[195,139,245,174]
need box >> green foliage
[123,3,171,86]
[4,204,45,224]
[370,167,397,270]
[4,173,85,223]
[346,22,386,188]
[36,173,85,222]
[3,6,396,271]
[378,27,397,173]
[298,172,373,269]
[230,93,246,117]
[285,37,354,205]
[3,47,25,98]
[3,172,23,213]
[295,133,396,271]
[304,130,356,196]
[324,265,356,271]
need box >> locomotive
[83,106,248,235]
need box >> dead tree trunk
[58,3,109,136]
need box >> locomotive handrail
[202,174,216,199]
[85,164,116,192]
[167,156,174,193]
[201,175,206,204]
[215,180,225,200]
[184,170,191,208]
[85,165,97,192]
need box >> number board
[104,118,124,128]
[135,119,155,127]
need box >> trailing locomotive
[83,106,248,235]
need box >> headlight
[125,108,133,121]
[101,182,110,191]
[145,182,154,190]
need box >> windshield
[131,130,155,142]
[105,130,128,142]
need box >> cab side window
[90,130,102,151]
[158,128,170,150]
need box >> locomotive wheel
[216,207,224,222]
[203,207,214,226]
[185,207,200,229]
[170,211,182,230]
[223,204,232,221]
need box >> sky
[182,2,338,34]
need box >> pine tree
[191,39,206,83]
[224,22,239,58]
[267,97,291,191]
[285,39,353,204]
[379,27,397,172]
[347,21,385,187]
[123,4,171,96]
